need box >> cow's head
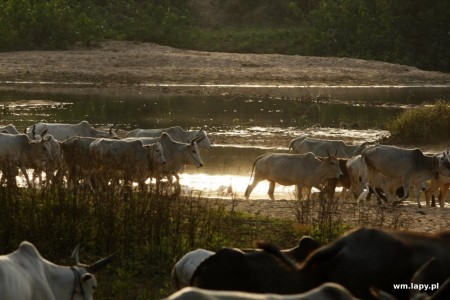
[70,244,115,300]
[188,140,204,168]
[438,150,450,176]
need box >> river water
[0,86,448,199]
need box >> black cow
[192,227,450,300]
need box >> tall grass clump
[385,100,450,144]
[0,183,300,299]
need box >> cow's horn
[41,129,48,138]
[86,253,116,273]
[409,257,435,298]
[32,124,36,137]
[71,244,81,265]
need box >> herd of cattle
[1,120,450,208]
[0,121,210,190]
[167,227,450,300]
[1,120,450,299]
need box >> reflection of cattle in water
[245,152,342,200]
[126,126,212,150]
[289,137,371,158]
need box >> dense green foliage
[0,0,448,71]
[386,100,450,144]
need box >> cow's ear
[82,273,93,282]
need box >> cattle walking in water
[289,136,371,158]
[362,146,450,207]
[0,241,114,300]
[245,152,342,200]
[26,121,117,141]
[126,126,213,150]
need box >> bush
[385,100,450,144]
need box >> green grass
[181,26,304,54]
[385,100,450,144]
[0,185,301,299]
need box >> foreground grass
[0,186,301,299]
[0,181,404,299]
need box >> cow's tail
[247,154,266,185]
[288,139,295,152]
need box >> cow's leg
[425,179,439,207]
[267,181,276,200]
[295,184,303,200]
[305,187,313,200]
[393,179,410,206]
[19,166,34,188]
[439,183,450,208]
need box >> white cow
[289,137,371,158]
[26,121,117,141]
[164,284,358,300]
[0,133,53,187]
[171,249,215,292]
[347,154,428,205]
[29,133,63,186]
[127,133,204,185]
[245,152,342,200]
[361,146,450,207]
[0,241,114,300]
[126,126,212,150]
[0,124,20,134]
[60,137,97,188]
[89,138,166,187]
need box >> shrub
[385,100,450,144]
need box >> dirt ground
[0,40,449,233]
[0,40,449,97]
